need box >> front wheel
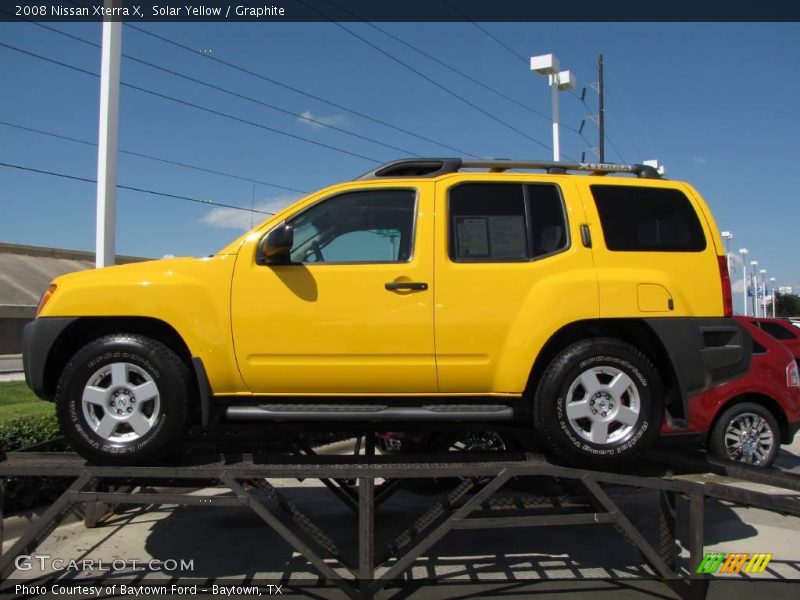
[533,338,663,466]
[55,334,190,464]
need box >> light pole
[739,248,749,315]
[750,260,759,317]
[770,277,776,318]
[531,54,575,161]
[721,231,734,275]
[95,0,121,268]
[759,269,767,318]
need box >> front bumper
[22,317,76,401]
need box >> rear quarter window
[759,321,798,340]
[591,185,706,252]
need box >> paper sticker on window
[456,217,489,256]
[488,216,526,257]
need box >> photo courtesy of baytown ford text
[1,1,800,598]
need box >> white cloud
[201,194,301,230]
[297,110,348,130]
[692,157,708,165]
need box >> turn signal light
[35,284,57,319]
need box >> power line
[0,41,382,165]
[122,24,480,158]
[570,88,626,163]
[28,21,422,159]
[0,120,308,194]
[321,0,553,124]
[438,0,529,65]
[0,161,274,215]
[297,0,561,156]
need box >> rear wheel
[55,334,190,464]
[533,338,663,466]
[709,403,780,467]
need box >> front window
[287,189,416,263]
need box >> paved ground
[2,438,800,598]
[0,355,23,380]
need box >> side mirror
[257,223,294,265]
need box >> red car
[750,317,800,359]
[662,317,800,466]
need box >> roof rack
[358,158,662,180]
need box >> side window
[591,185,706,252]
[760,321,798,340]
[449,183,567,261]
[287,189,416,263]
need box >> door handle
[385,282,428,291]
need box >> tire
[55,334,190,465]
[533,337,663,467]
[709,402,781,467]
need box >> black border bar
[3,0,800,23]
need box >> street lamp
[750,260,759,318]
[770,277,776,318]
[739,248,749,315]
[760,269,767,318]
[721,231,733,275]
[531,54,575,161]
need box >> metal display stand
[1,444,799,600]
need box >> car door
[433,177,598,393]
[230,183,437,394]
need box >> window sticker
[455,217,489,256]
[488,215,526,257]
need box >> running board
[225,403,514,422]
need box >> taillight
[718,255,733,317]
[35,284,57,318]
[787,361,800,388]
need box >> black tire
[708,402,781,467]
[533,337,663,467]
[54,334,190,465]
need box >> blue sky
[1,21,799,309]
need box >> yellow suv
[23,159,751,464]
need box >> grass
[0,381,54,424]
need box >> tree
[775,293,800,317]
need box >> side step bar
[226,403,514,422]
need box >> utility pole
[95,0,121,268]
[598,54,605,163]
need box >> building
[0,242,147,355]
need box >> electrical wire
[0,161,274,214]
[0,120,308,194]
[438,0,529,65]
[296,0,562,156]
[0,41,382,164]
[123,24,480,158]
[27,21,422,158]
[570,88,626,163]
[321,0,552,124]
